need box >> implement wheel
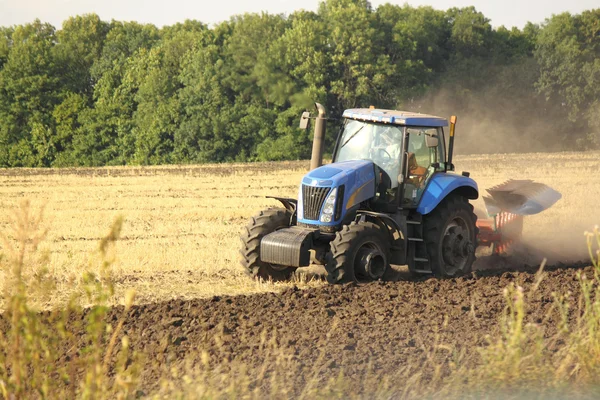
[423,196,478,278]
[240,207,296,281]
[325,222,390,284]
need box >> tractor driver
[379,127,428,188]
[406,131,428,188]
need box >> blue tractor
[240,104,482,283]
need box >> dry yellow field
[1,152,599,307]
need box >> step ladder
[407,219,432,274]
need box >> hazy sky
[1,0,598,29]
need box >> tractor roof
[342,108,448,127]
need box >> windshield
[334,120,404,187]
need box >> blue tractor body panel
[297,160,376,227]
[417,173,479,215]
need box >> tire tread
[422,195,478,278]
[239,207,295,281]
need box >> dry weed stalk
[0,201,140,399]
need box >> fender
[266,196,297,212]
[417,173,478,215]
[355,210,404,240]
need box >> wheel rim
[441,216,474,275]
[354,242,386,280]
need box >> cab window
[402,127,443,206]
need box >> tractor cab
[335,109,448,209]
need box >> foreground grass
[0,202,138,398]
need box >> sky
[0,0,598,30]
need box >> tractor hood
[297,160,376,226]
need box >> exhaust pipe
[310,103,326,170]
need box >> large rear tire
[240,207,296,281]
[325,222,390,284]
[422,195,478,278]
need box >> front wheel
[423,196,478,278]
[325,222,390,284]
[240,207,296,281]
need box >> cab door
[401,127,444,207]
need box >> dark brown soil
[1,262,595,397]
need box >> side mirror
[425,134,439,148]
[299,111,310,130]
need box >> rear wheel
[240,207,296,281]
[325,222,390,284]
[423,196,478,278]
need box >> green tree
[0,6,597,166]
[73,60,137,166]
[255,10,329,160]
[51,93,89,166]
[54,14,109,96]
[0,27,13,69]
[159,19,207,40]
[90,21,160,80]
[375,4,451,104]
[132,27,211,164]
[446,6,493,59]
[176,44,251,162]
[71,21,161,165]
[0,20,60,167]
[535,10,600,147]
[318,0,392,112]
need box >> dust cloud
[473,207,600,270]
[519,219,599,265]
[407,61,574,155]
[410,87,566,155]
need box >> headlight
[297,185,303,220]
[320,188,337,223]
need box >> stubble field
[1,151,600,397]
[1,152,598,306]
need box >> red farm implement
[475,180,561,254]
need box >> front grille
[301,185,330,220]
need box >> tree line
[0,0,598,167]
